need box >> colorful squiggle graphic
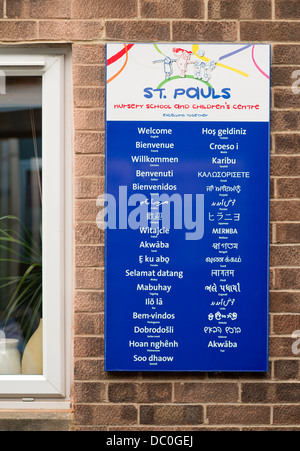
[219,44,252,62]
[252,45,270,80]
[157,75,212,90]
[154,44,167,57]
[107,44,134,66]
[107,44,130,84]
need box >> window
[0,50,71,402]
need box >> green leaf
[0,215,42,346]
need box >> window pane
[0,76,43,375]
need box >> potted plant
[0,215,42,374]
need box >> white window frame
[0,50,72,404]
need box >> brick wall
[0,0,300,431]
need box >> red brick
[74,87,105,109]
[276,223,300,244]
[73,44,106,65]
[0,21,38,41]
[270,291,300,313]
[75,176,104,200]
[270,268,276,290]
[276,178,300,199]
[140,0,204,19]
[274,88,300,109]
[272,66,300,87]
[74,405,138,426]
[74,382,106,403]
[270,200,300,222]
[172,21,237,41]
[7,0,71,19]
[273,406,300,424]
[75,200,99,222]
[270,337,296,357]
[208,0,272,19]
[271,245,300,266]
[140,405,204,425]
[272,111,300,132]
[271,200,300,221]
[271,157,300,177]
[74,336,104,358]
[105,20,171,41]
[74,291,104,313]
[275,0,300,19]
[93,359,139,381]
[75,155,105,177]
[207,405,270,425]
[75,223,104,245]
[74,109,105,132]
[274,360,300,380]
[75,313,104,335]
[240,21,300,42]
[73,65,105,87]
[74,358,103,381]
[242,385,270,403]
[39,20,103,41]
[75,132,105,154]
[273,315,300,335]
[72,0,137,19]
[242,383,300,403]
[75,246,104,267]
[75,177,104,200]
[209,372,272,382]
[275,268,300,290]
[274,134,300,155]
[75,268,104,290]
[273,45,300,65]
[270,179,275,200]
[174,383,238,403]
[108,383,172,403]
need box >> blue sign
[104,44,270,372]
